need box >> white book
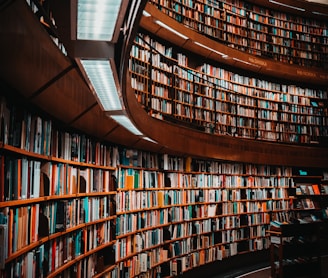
[139,253,148,272]
[33,161,41,198]
[163,154,169,170]
[26,251,34,278]
[21,159,29,199]
[34,116,42,154]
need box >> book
[40,162,51,197]
[140,253,148,272]
[55,201,67,232]
[0,224,8,269]
[312,184,320,195]
[38,206,49,239]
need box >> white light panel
[80,59,122,111]
[111,115,143,136]
[77,0,122,41]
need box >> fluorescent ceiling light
[111,115,143,136]
[194,41,225,56]
[155,20,189,40]
[143,137,158,144]
[312,11,328,16]
[233,57,259,67]
[77,0,122,40]
[80,59,122,111]
[269,0,305,11]
[143,10,151,17]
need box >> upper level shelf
[147,0,328,69]
[140,1,328,86]
[129,32,328,145]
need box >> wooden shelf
[140,2,328,86]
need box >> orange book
[158,191,164,207]
[185,156,192,172]
[125,174,134,189]
[312,184,320,195]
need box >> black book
[55,201,66,232]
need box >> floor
[208,262,270,278]
[209,255,328,278]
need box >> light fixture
[312,11,328,16]
[142,10,151,17]
[155,20,189,40]
[194,41,225,56]
[111,115,143,136]
[233,57,260,67]
[77,0,123,41]
[80,59,122,111]
[269,0,305,11]
[143,137,158,144]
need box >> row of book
[167,1,327,40]
[114,234,268,276]
[4,200,116,259]
[133,35,327,99]
[130,37,327,142]
[116,189,290,214]
[116,207,273,234]
[159,0,327,34]
[1,156,116,202]
[5,239,111,278]
[149,0,327,67]
[296,183,321,195]
[0,96,120,166]
[25,0,67,57]
[119,148,159,169]
[117,152,321,182]
[164,156,293,177]
[116,209,170,231]
[118,170,292,189]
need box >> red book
[312,184,320,195]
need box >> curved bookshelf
[0,96,118,277]
[113,152,294,276]
[140,2,328,87]
[129,32,328,145]
[1,1,328,277]
[148,0,328,69]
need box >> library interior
[0,0,328,277]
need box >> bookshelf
[114,150,294,276]
[129,32,328,144]
[288,168,328,223]
[0,91,327,277]
[148,0,328,69]
[268,222,322,278]
[1,0,328,277]
[0,96,118,277]
[267,168,328,278]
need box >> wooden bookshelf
[148,0,328,69]
[129,32,328,145]
[140,2,328,86]
[268,222,322,278]
[112,151,294,276]
[0,96,118,277]
[0,2,328,276]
